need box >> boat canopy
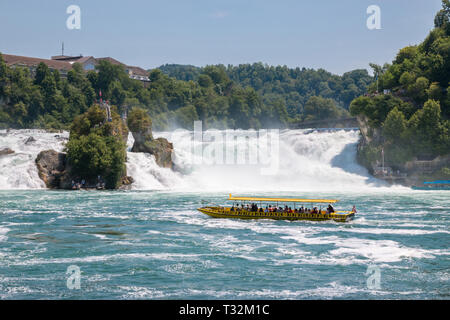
[229,194,339,204]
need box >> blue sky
[0,0,443,74]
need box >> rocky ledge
[35,150,134,190]
[35,150,69,189]
[127,107,174,169]
[0,148,14,156]
[131,132,174,169]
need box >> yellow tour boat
[198,194,356,223]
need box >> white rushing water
[0,130,68,189]
[0,129,388,191]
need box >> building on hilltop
[52,55,98,71]
[0,52,150,86]
[52,55,150,85]
[2,54,73,77]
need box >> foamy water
[0,190,448,299]
[2,128,393,191]
[0,129,448,299]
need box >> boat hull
[198,207,355,223]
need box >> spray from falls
[128,128,386,192]
[0,129,386,191]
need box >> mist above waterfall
[1,129,386,191]
[127,128,387,192]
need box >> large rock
[35,149,134,189]
[131,133,174,168]
[24,136,36,144]
[0,148,14,156]
[127,107,174,169]
[35,150,68,188]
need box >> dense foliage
[350,0,450,167]
[127,107,152,133]
[66,104,128,189]
[1,51,372,131]
[160,63,373,122]
[0,58,95,129]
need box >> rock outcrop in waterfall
[127,107,173,169]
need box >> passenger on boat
[327,204,335,214]
[352,205,357,213]
[312,207,318,214]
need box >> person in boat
[352,205,357,213]
[327,204,335,214]
[231,205,235,212]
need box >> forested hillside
[350,0,450,170]
[160,63,373,121]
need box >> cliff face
[356,116,450,186]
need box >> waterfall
[0,129,384,191]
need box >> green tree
[127,107,152,133]
[383,107,407,143]
[66,105,127,189]
[304,96,342,121]
[408,99,447,155]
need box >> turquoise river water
[0,190,449,299]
